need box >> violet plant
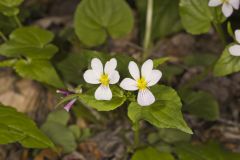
[0,0,239,159]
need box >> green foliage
[55,94,80,109]
[46,109,70,125]
[2,0,238,155]
[227,22,234,38]
[175,141,240,160]
[41,121,77,153]
[74,0,134,47]
[0,27,58,59]
[214,44,240,76]
[0,59,17,67]
[155,128,191,144]
[14,59,64,88]
[79,86,126,111]
[0,0,24,16]
[0,104,54,148]
[0,26,64,88]
[179,0,225,34]
[137,0,182,40]
[128,85,192,134]
[69,125,81,140]
[72,102,99,123]
[131,147,174,160]
[180,89,220,121]
[0,14,17,34]
[184,54,217,67]
[153,57,170,68]
[41,110,77,153]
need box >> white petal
[129,61,140,80]
[141,59,153,80]
[120,78,138,91]
[147,70,162,87]
[104,58,117,75]
[95,85,112,100]
[208,0,222,6]
[91,58,103,77]
[229,0,240,9]
[222,3,233,17]
[137,89,155,106]
[235,29,240,43]
[229,44,240,56]
[83,69,100,84]
[109,70,120,84]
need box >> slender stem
[133,122,140,148]
[142,0,153,61]
[0,31,7,42]
[13,15,22,28]
[213,23,226,46]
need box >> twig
[126,42,143,51]
[218,118,240,128]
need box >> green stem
[0,31,7,42]
[133,122,140,148]
[213,23,226,46]
[142,0,153,61]
[13,15,22,28]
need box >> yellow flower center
[100,74,109,86]
[137,77,147,90]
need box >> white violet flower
[208,0,240,17]
[120,59,162,106]
[229,29,240,56]
[83,58,120,100]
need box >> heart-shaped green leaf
[214,44,240,76]
[179,0,225,34]
[131,147,174,160]
[128,85,192,134]
[0,27,58,59]
[79,86,126,111]
[0,104,54,148]
[14,59,64,88]
[74,0,134,46]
